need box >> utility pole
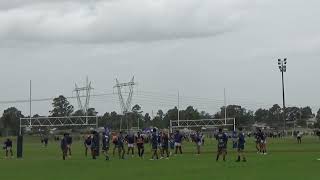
[114,76,136,131]
[74,76,93,124]
[278,58,287,132]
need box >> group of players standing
[81,128,185,161]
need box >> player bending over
[150,128,159,160]
[236,127,246,162]
[136,132,145,158]
[215,128,228,161]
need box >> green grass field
[0,136,319,180]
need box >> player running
[3,138,13,158]
[150,128,159,160]
[215,128,228,161]
[102,132,110,160]
[84,135,92,157]
[136,131,145,158]
[174,130,183,155]
[236,127,247,162]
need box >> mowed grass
[0,136,319,180]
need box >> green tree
[50,95,74,117]
[0,107,24,133]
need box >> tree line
[1,95,320,134]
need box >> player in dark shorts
[117,132,125,159]
[126,133,135,157]
[161,131,170,159]
[260,130,267,155]
[112,133,119,157]
[102,132,110,160]
[66,134,73,157]
[194,131,202,155]
[43,136,49,147]
[215,128,228,161]
[91,131,99,159]
[136,132,145,158]
[232,131,238,150]
[60,134,68,160]
[236,127,246,162]
[84,135,92,157]
[297,131,302,144]
[4,138,13,158]
[174,130,183,155]
[150,128,159,160]
[255,129,262,153]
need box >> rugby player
[102,132,110,160]
[84,135,92,157]
[174,130,183,155]
[117,131,125,159]
[4,138,13,158]
[161,131,170,159]
[60,134,68,160]
[215,128,228,161]
[236,127,246,162]
[136,131,145,158]
[126,132,135,157]
[150,128,159,160]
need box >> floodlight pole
[29,80,32,127]
[178,91,180,126]
[278,58,287,132]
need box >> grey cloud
[0,0,251,44]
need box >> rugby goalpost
[19,116,98,135]
[170,118,236,133]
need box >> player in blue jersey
[3,138,13,158]
[151,128,159,160]
[194,131,202,155]
[236,127,247,162]
[215,128,228,161]
[232,131,238,150]
[174,130,183,155]
[117,131,126,159]
[161,131,170,159]
[126,132,135,157]
[84,135,92,157]
[102,132,110,160]
[60,134,68,160]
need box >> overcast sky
[0,0,319,117]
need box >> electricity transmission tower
[74,77,93,118]
[113,76,136,130]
